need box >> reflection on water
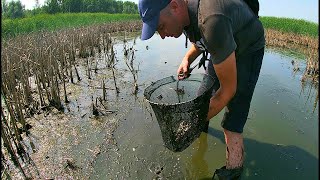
[190,133,210,179]
[98,33,318,179]
[299,77,319,113]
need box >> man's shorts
[205,48,265,133]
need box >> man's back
[198,0,265,63]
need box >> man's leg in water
[207,48,264,179]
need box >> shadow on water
[192,127,318,180]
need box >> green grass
[2,13,140,38]
[260,16,318,38]
[2,14,318,39]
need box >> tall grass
[260,16,318,38]
[2,14,318,39]
[2,13,140,38]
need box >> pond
[24,32,318,180]
[85,33,318,179]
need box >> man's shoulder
[198,0,225,21]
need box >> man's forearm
[207,88,233,120]
[184,43,202,63]
[207,51,237,120]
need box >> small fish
[175,87,185,95]
[169,87,185,95]
[157,94,163,100]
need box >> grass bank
[260,16,318,38]
[2,13,140,38]
[2,14,318,39]
[1,13,319,38]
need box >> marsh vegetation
[1,16,318,179]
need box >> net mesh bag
[144,73,215,152]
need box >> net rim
[144,73,215,107]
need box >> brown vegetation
[265,29,319,83]
[1,21,142,179]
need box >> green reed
[2,13,140,39]
[260,16,318,38]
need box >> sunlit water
[82,33,318,179]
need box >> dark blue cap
[138,0,171,40]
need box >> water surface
[99,33,318,180]
[27,32,317,180]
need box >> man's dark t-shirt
[184,0,265,64]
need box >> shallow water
[100,33,318,180]
[147,73,214,104]
[24,32,318,179]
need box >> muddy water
[26,32,318,180]
[106,33,318,180]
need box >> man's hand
[177,58,190,80]
[177,44,202,80]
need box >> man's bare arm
[177,43,202,78]
[207,51,237,120]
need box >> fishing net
[144,73,215,152]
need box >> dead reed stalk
[0,21,144,178]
